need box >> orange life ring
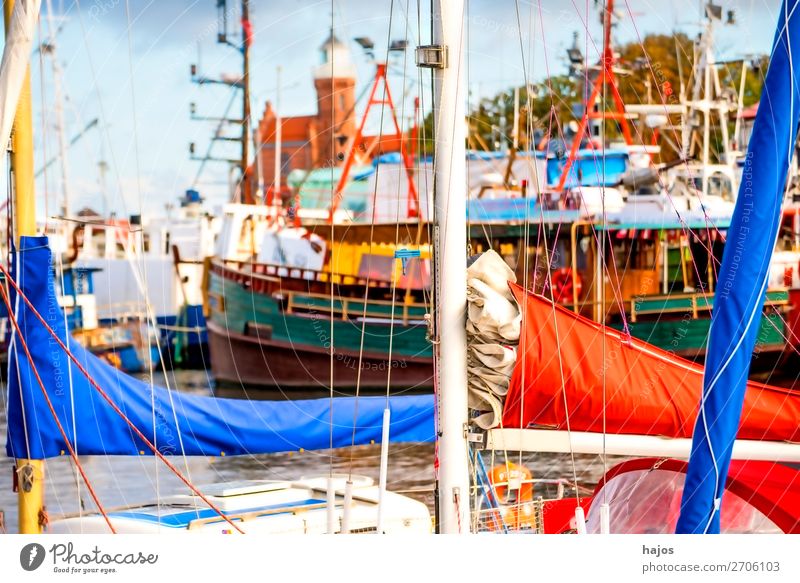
[551,268,581,304]
[486,463,537,531]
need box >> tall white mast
[684,9,736,197]
[424,0,470,534]
[44,0,70,217]
[512,86,520,151]
[701,23,712,198]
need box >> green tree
[464,76,580,153]
[418,32,767,162]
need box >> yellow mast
[4,0,44,534]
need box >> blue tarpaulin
[676,0,800,533]
[467,197,582,224]
[545,149,628,188]
[5,237,435,459]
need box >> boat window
[91,229,107,257]
[668,177,691,199]
[708,172,734,201]
[687,233,724,292]
[609,235,658,271]
[357,253,394,283]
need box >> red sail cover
[502,284,800,440]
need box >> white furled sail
[0,0,41,151]
[466,250,520,429]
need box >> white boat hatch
[193,480,291,497]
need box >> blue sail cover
[676,0,800,534]
[5,237,434,459]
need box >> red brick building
[257,33,358,192]
[255,33,410,197]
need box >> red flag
[242,18,254,47]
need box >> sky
[1,0,784,220]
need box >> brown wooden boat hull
[208,320,434,392]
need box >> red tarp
[595,458,800,534]
[502,284,800,441]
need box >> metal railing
[215,257,396,289]
[284,290,426,326]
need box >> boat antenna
[189,0,253,203]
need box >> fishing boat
[205,206,433,390]
[15,0,214,372]
[527,1,800,367]
[57,264,160,373]
[2,0,577,535]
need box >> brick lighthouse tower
[313,31,357,167]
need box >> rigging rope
[531,0,583,506]
[348,0,398,480]
[328,0,336,483]
[0,277,115,533]
[0,263,246,534]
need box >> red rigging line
[0,264,246,535]
[409,96,420,198]
[328,63,419,222]
[0,282,116,534]
[555,0,633,193]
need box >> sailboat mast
[4,0,43,534]
[429,0,470,534]
[44,0,69,217]
[240,0,251,202]
[5,1,36,240]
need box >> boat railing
[93,301,152,322]
[214,257,396,289]
[629,288,790,322]
[472,477,593,534]
[473,502,544,533]
[562,289,789,322]
[284,290,427,326]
